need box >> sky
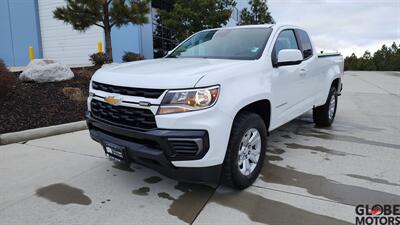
[238,0,400,57]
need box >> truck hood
[92,58,250,89]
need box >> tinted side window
[272,29,299,66]
[274,30,299,55]
[297,30,313,59]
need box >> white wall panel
[38,0,103,65]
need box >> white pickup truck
[86,24,343,189]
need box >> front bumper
[86,112,221,184]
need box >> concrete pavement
[1,71,399,225]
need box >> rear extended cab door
[294,29,320,107]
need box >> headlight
[158,86,220,115]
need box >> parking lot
[1,71,399,225]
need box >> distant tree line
[345,42,400,71]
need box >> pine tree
[238,0,274,25]
[360,51,376,71]
[53,0,150,62]
[158,0,236,41]
[344,53,359,71]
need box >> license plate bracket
[103,142,126,161]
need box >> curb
[0,121,87,145]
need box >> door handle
[300,69,307,76]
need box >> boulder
[19,59,74,83]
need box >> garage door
[38,0,103,65]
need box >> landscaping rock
[19,59,74,83]
[62,87,85,101]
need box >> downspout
[6,0,15,66]
[34,0,43,59]
[139,25,143,56]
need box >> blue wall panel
[0,0,42,66]
[9,0,42,66]
[111,13,154,62]
[0,0,15,66]
[111,25,141,63]
[140,22,154,59]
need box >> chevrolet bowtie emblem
[104,95,122,106]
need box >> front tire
[222,112,267,190]
[313,86,338,127]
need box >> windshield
[168,28,273,60]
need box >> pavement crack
[251,184,338,204]
[24,143,105,159]
[190,184,219,225]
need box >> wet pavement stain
[133,165,142,170]
[294,117,383,132]
[112,162,135,172]
[158,192,175,201]
[286,165,296,169]
[36,183,91,205]
[285,143,363,157]
[294,129,400,150]
[160,183,215,224]
[132,187,150,196]
[261,161,400,206]
[212,190,353,225]
[294,117,315,124]
[281,134,292,139]
[347,174,400,187]
[144,176,162,184]
[266,146,285,155]
[268,155,283,161]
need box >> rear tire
[313,87,338,127]
[222,112,267,190]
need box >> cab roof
[206,24,304,31]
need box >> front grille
[92,81,165,99]
[169,140,200,157]
[91,99,156,130]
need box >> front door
[271,29,305,127]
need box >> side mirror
[277,49,303,67]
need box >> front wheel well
[235,100,271,132]
[331,78,341,90]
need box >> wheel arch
[233,99,271,132]
[331,77,341,91]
